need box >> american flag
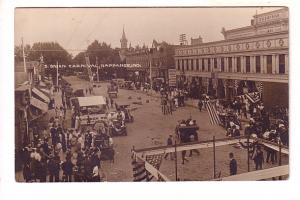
[132,158,149,182]
[146,153,164,170]
[256,81,264,95]
[234,80,239,89]
[132,153,165,181]
[206,101,221,125]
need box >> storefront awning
[15,84,30,92]
[39,81,46,87]
[78,96,106,107]
[30,96,48,112]
[32,87,50,103]
[40,88,50,95]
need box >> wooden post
[279,141,282,180]
[247,135,250,172]
[213,136,216,179]
[175,141,178,181]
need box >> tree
[14,42,72,65]
[72,40,121,65]
[14,44,31,63]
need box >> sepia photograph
[14,7,289,182]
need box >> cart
[176,125,199,143]
[115,104,134,123]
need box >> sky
[15,7,281,56]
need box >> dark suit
[230,158,237,175]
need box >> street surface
[63,76,288,181]
[15,76,288,182]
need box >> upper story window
[214,58,217,69]
[266,55,272,74]
[245,56,251,73]
[221,58,225,72]
[237,57,241,72]
[191,59,194,71]
[279,54,285,74]
[255,56,261,73]
[228,57,232,72]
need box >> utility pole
[213,136,216,179]
[56,61,59,88]
[174,141,178,181]
[21,37,27,73]
[149,48,153,93]
[96,56,99,82]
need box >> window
[245,56,250,72]
[191,59,194,71]
[228,57,232,72]
[208,59,211,72]
[255,56,261,73]
[267,55,272,73]
[202,59,205,71]
[279,54,285,74]
[237,57,241,72]
[214,58,217,68]
[177,60,180,71]
[221,58,225,72]
[196,59,199,71]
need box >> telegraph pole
[96,56,99,82]
[56,61,59,88]
[21,37,27,73]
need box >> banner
[44,64,142,69]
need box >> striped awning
[30,96,48,112]
[32,87,50,103]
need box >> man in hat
[85,130,93,150]
[198,99,203,112]
[50,123,58,147]
[164,135,174,160]
[232,125,240,137]
[188,134,200,157]
[48,154,60,182]
[62,158,74,182]
[229,152,237,175]
[252,145,264,170]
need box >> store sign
[168,69,177,86]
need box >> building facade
[125,40,176,83]
[174,8,288,108]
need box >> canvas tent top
[77,96,106,107]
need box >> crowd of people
[22,117,111,182]
[21,85,112,182]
